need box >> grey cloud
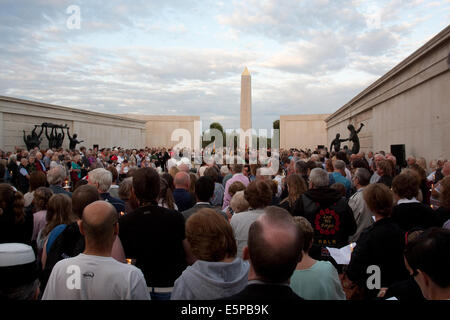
[354,29,398,56]
[218,0,367,42]
[261,33,348,75]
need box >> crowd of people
[0,144,449,300]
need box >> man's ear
[114,222,119,236]
[417,269,431,287]
[242,245,250,261]
[77,219,85,236]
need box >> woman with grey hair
[47,165,71,198]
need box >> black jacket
[435,207,450,227]
[0,208,33,245]
[378,175,393,188]
[222,283,303,301]
[293,187,357,248]
[346,217,409,299]
[392,202,440,232]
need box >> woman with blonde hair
[169,165,179,179]
[416,157,427,173]
[279,174,307,215]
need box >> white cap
[0,243,35,267]
[167,158,178,170]
[177,157,191,169]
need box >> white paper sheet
[326,242,356,265]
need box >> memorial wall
[325,25,450,163]
[279,114,330,150]
[0,96,199,151]
[121,114,201,149]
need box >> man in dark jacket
[293,168,357,249]
[182,176,227,221]
[173,172,195,212]
[224,206,304,300]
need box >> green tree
[202,122,225,149]
[273,120,280,130]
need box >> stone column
[240,67,252,132]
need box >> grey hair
[334,160,346,170]
[89,168,112,192]
[220,165,230,175]
[309,168,329,188]
[47,165,66,186]
[230,190,250,213]
[354,168,371,186]
[118,177,133,201]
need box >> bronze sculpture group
[330,123,364,154]
[23,122,84,151]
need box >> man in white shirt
[370,153,385,184]
[348,168,374,242]
[42,201,150,300]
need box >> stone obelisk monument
[240,67,252,132]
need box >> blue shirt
[331,172,352,198]
[290,261,346,300]
[19,167,29,176]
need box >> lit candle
[120,211,125,216]
[126,259,132,265]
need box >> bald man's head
[247,206,303,283]
[80,201,118,251]
[174,171,190,190]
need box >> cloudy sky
[1,0,449,132]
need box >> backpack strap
[46,224,67,254]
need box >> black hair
[352,158,370,171]
[133,167,160,203]
[195,176,215,202]
[336,150,349,165]
[404,227,450,288]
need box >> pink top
[222,173,250,209]
[32,210,47,241]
